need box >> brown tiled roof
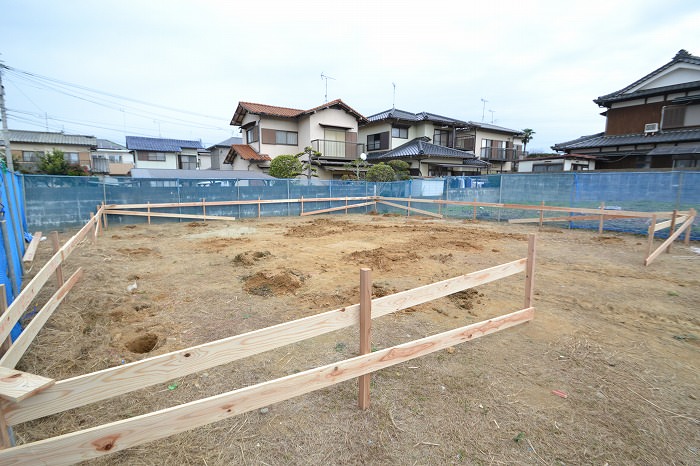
[230,99,368,125]
[224,144,271,164]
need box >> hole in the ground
[126,333,158,353]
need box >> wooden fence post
[598,202,605,234]
[49,231,64,287]
[147,202,151,225]
[667,209,677,253]
[684,208,695,245]
[524,235,536,308]
[88,214,96,244]
[538,201,545,228]
[301,196,304,216]
[345,196,348,215]
[407,197,411,217]
[202,198,206,221]
[473,197,477,221]
[358,268,372,410]
[646,214,657,258]
[257,196,261,218]
[0,285,9,357]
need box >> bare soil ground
[15,214,700,465]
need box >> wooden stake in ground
[667,209,677,254]
[358,268,372,410]
[539,201,545,228]
[49,232,64,287]
[598,202,605,234]
[0,285,9,358]
[524,234,536,308]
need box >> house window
[391,126,408,139]
[108,154,123,163]
[532,163,564,172]
[480,139,506,160]
[179,155,197,170]
[673,158,698,168]
[147,152,167,161]
[433,129,452,147]
[367,134,382,151]
[22,151,44,162]
[63,152,79,164]
[246,126,259,143]
[275,130,298,145]
[324,128,346,157]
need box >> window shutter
[380,131,390,150]
[261,128,276,144]
[662,105,686,129]
[137,152,147,161]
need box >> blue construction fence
[1,169,29,337]
[20,170,700,240]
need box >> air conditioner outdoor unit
[644,123,659,134]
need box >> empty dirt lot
[13,214,700,464]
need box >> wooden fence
[0,208,536,464]
[644,208,697,266]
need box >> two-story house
[553,49,700,169]
[90,139,134,176]
[126,136,210,171]
[225,99,368,179]
[456,122,524,173]
[207,136,243,171]
[6,129,96,173]
[358,109,498,176]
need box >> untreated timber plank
[0,307,533,465]
[377,200,443,219]
[4,258,527,426]
[105,197,374,210]
[21,232,42,263]
[300,201,375,216]
[0,367,55,403]
[103,210,236,222]
[0,268,84,369]
[645,214,696,266]
[0,214,97,344]
[654,215,688,233]
[508,214,629,224]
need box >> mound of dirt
[243,269,305,296]
[116,247,160,257]
[449,289,482,311]
[346,246,419,271]
[234,250,271,266]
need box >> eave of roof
[224,144,271,164]
[552,128,700,150]
[231,99,368,126]
[365,108,467,126]
[368,137,488,166]
[125,136,204,152]
[7,129,97,147]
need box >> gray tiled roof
[366,108,468,126]
[96,139,127,150]
[7,129,96,147]
[368,137,488,167]
[207,137,243,150]
[466,121,522,135]
[125,136,204,152]
[552,129,700,151]
[594,49,700,106]
[647,145,700,155]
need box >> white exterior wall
[358,122,391,149]
[241,114,261,153]
[198,154,212,170]
[307,108,358,140]
[134,153,179,169]
[259,118,302,158]
[518,158,595,172]
[638,65,700,90]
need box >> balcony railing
[311,140,365,159]
[480,147,520,161]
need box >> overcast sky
[2,0,699,152]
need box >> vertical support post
[646,214,657,259]
[598,202,605,234]
[0,220,19,298]
[684,209,695,246]
[257,196,261,218]
[0,411,12,449]
[473,197,477,221]
[202,198,206,222]
[345,196,348,215]
[438,200,442,216]
[89,213,96,244]
[95,205,102,237]
[524,234,536,309]
[0,285,10,357]
[301,195,304,216]
[538,201,545,228]
[407,197,411,217]
[49,231,64,287]
[147,202,151,225]
[667,209,677,254]
[358,267,372,410]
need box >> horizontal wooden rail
[300,201,376,217]
[0,210,101,346]
[103,210,236,222]
[21,232,41,263]
[0,268,84,369]
[654,215,689,232]
[105,197,374,210]
[509,214,631,224]
[0,368,54,404]
[3,258,526,426]
[0,307,534,465]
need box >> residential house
[359,109,474,176]
[553,49,700,169]
[5,129,96,173]
[207,136,243,170]
[126,136,210,171]
[517,154,596,173]
[91,139,133,175]
[456,121,525,173]
[225,99,368,179]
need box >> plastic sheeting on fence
[1,169,28,304]
[22,171,700,240]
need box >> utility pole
[0,64,15,171]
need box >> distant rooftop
[207,137,243,150]
[6,129,97,147]
[130,168,274,180]
[96,139,127,150]
[125,136,204,152]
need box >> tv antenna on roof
[480,98,488,122]
[321,72,335,103]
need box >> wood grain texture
[0,367,54,403]
[645,214,696,266]
[4,258,527,426]
[105,197,374,210]
[524,235,536,308]
[0,269,84,369]
[377,200,443,219]
[0,308,534,465]
[21,232,41,263]
[358,268,372,410]
[103,210,236,221]
[300,201,375,217]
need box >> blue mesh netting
[22,172,700,240]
